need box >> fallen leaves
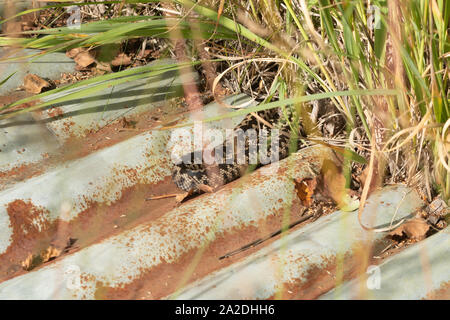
[294,178,317,207]
[73,51,96,68]
[66,48,83,59]
[23,74,51,94]
[383,198,447,255]
[319,159,359,211]
[389,218,430,241]
[426,198,449,228]
[21,246,61,271]
[66,48,133,72]
[292,156,360,212]
[21,238,77,271]
[111,53,132,67]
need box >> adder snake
[172,106,305,192]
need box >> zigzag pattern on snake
[172,106,305,192]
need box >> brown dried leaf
[294,178,317,206]
[21,246,62,271]
[389,218,430,241]
[320,159,346,205]
[21,253,34,271]
[175,192,190,203]
[111,53,132,67]
[139,49,153,58]
[41,246,62,263]
[23,74,50,94]
[66,48,83,58]
[95,61,111,72]
[74,51,96,68]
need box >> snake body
[172,107,303,192]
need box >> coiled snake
[172,106,305,192]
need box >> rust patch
[6,199,51,238]
[0,100,185,188]
[269,239,390,300]
[90,196,321,300]
[0,177,179,282]
[3,200,53,278]
[425,281,450,300]
[45,107,64,119]
[0,163,45,189]
[0,92,32,109]
[272,255,342,300]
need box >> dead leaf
[74,51,96,68]
[389,218,430,241]
[21,245,62,271]
[138,49,153,58]
[320,159,346,204]
[96,61,112,72]
[41,246,62,263]
[175,192,190,203]
[121,117,137,129]
[111,53,132,67]
[294,178,317,206]
[66,48,83,59]
[23,74,50,94]
[21,253,34,271]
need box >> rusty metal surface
[0,54,447,300]
[0,93,254,267]
[0,59,200,193]
[0,145,332,299]
[320,226,450,300]
[0,129,170,253]
[0,113,60,175]
[172,185,425,300]
[0,48,76,95]
[34,60,199,142]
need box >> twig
[146,194,179,200]
[219,211,314,260]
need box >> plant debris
[389,217,430,241]
[111,53,133,67]
[23,74,51,94]
[20,238,78,271]
[425,198,449,228]
[294,177,317,207]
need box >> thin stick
[219,212,314,260]
[146,194,179,200]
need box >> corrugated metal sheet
[0,48,76,95]
[0,52,448,300]
[320,225,450,299]
[0,145,332,299]
[172,185,425,300]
